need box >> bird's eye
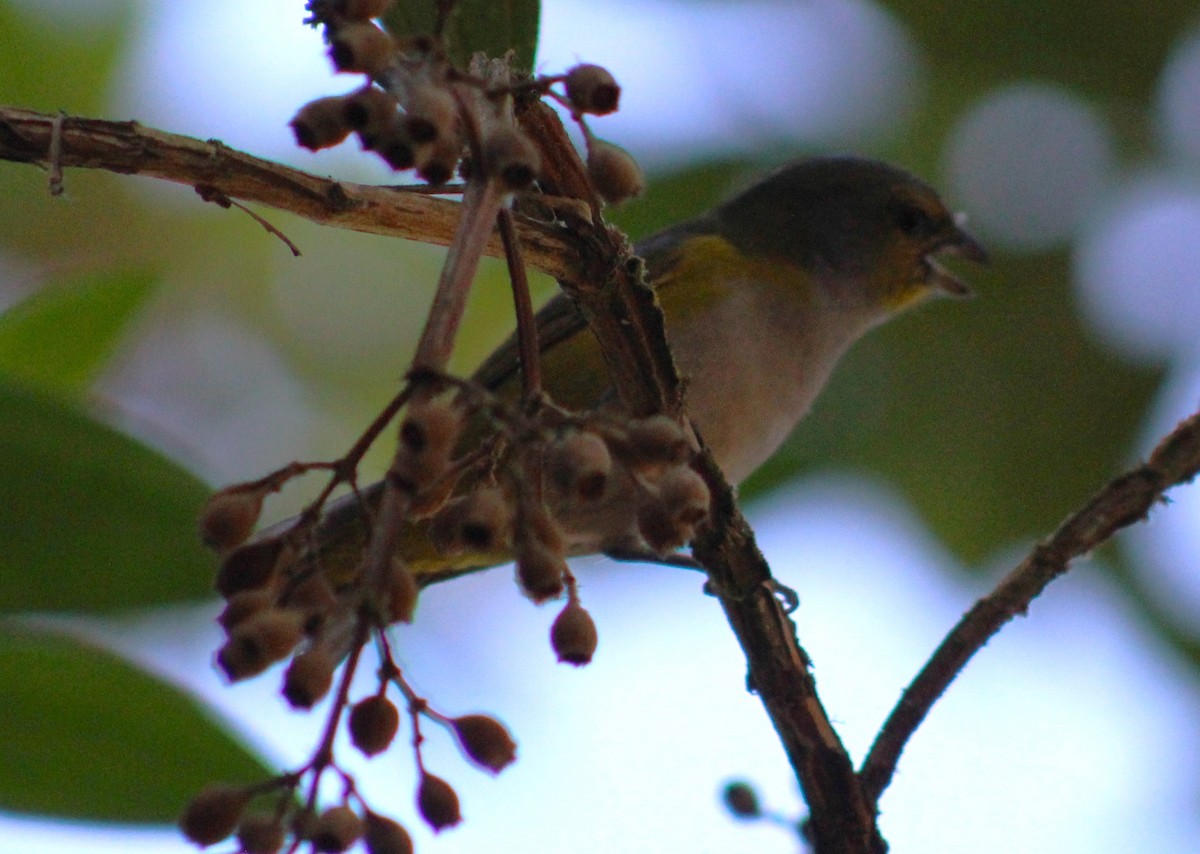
[890,202,937,238]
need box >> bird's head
[715,156,988,313]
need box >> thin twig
[195,184,302,256]
[47,110,65,196]
[859,407,1200,806]
[498,207,541,398]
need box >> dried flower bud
[430,486,513,555]
[284,572,338,617]
[218,589,276,632]
[329,22,395,76]
[290,96,353,151]
[620,415,690,467]
[416,772,462,832]
[515,539,567,603]
[395,396,463,488]
[545,430,612,502]
[401,83,457,144]
[550,599,598,665]
[312,805,363,853]
[336,0,394,21]
[180,784,251,847]
[215,539,284,597]
[450,714,517,774]
[344,86,398,145]
[364,812,413,854]
[658,465,712,529]
[483,126,540,191]
[722,781,762,819]
[385,557,419,623]
[282,645,336,709]
[416,136,462,185]
[199,485,265,553]
[237,812,286,854]
[218,609,304,681]
[636,494,682,554]
[587,139,644,205]
[349,695,400,757]
[374,131,417,170]
[564,64,621,115]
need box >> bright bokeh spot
[1074,176,1200,363]
[944,83,1116,251]
[1157,24,1200,166]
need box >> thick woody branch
[859,407,1200,806]
[0,105,579,281]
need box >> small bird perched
[270,155,986,587]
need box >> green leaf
[877,0,1196,103]
[0,624,268,822]
[0,381,214,613]
[0,268,157,396]
[381,0,540,71]
[0,3,133,114]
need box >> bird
[257,155,986,591]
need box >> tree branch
[1,101,880,850]
[0,105,579,281]
[859,407,1200,806]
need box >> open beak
[925,218,988,298]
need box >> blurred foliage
[0,268,156,395]
[382,0,540,71]
[0,0,1196,832]
[0,625,269,821]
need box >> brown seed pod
[179,783,251,847]
[386,557,419,624]
[618,414,690,467]
[217,589,276,632]
[364,812,414,854]
[450,714,517,774]
[374,130,418,170]
[635,491,683,554]
[284,571,338,618]
[237,812,286,854]
[328,22,396,76]
[564,63,621,115]
[482,126,540,191]
[401,82,458,144]
[721,781,762,819]
[336,0,394,21]
[550,599,598,666]
[587,139,644,205]
[658,465,712,528]
[349,695,401,757]
[199,485,265,553]
[545,430,613,502]
[282,645,336,709]
[394,396,463,489]
[312,805,364,853]
[430,486,513,555]
[217,609,304,681]
[215,538,284,598]
[515,539,567,603]
[344,86,398,146]
[416,772,462,832]
[290,95,354,151]
[415,136,463,185]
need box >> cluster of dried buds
[291,0,644,202]
[182,2,693,851]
